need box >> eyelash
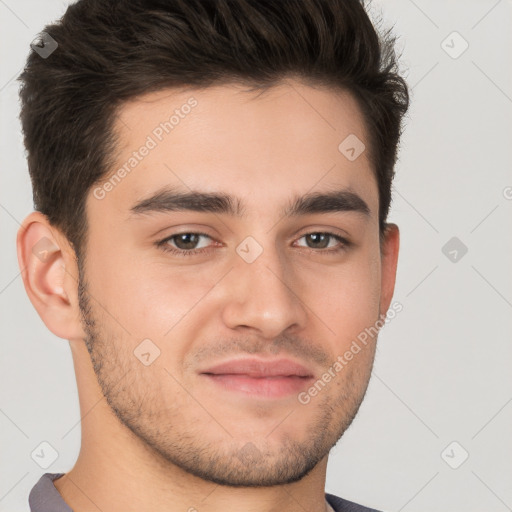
[155,231,351,257]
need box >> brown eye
[296,232,348,252]
[304,233,331,249]
[157,232,214,256]
[171,233,202,250]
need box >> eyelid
[293,224,351,240]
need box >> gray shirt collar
[29,472,343,512]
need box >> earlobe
[16,211,86,341]
[379,223,400,315]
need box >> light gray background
[1,1,511,511]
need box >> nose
[220,242,308,339]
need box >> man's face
[78,80,392,486]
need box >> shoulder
[325,492,383,512]
[29,473,72,512]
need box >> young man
[17,0,408,510]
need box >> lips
[200,358,314,378]
[199,358,315,398]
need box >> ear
[16,211,86,341]
[379,223,400,315]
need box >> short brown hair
[19,0,409,261]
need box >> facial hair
[76,259,377,487]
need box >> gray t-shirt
[29,472,381,512]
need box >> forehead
[91,80,377,219]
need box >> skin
[17,79,399,512]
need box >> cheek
[89,253,226,352]
[83,259,216,387]
[302,250,381,350]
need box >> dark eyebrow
[284,190,370,217]
[129,187,244,217]
[128,186,370,219]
